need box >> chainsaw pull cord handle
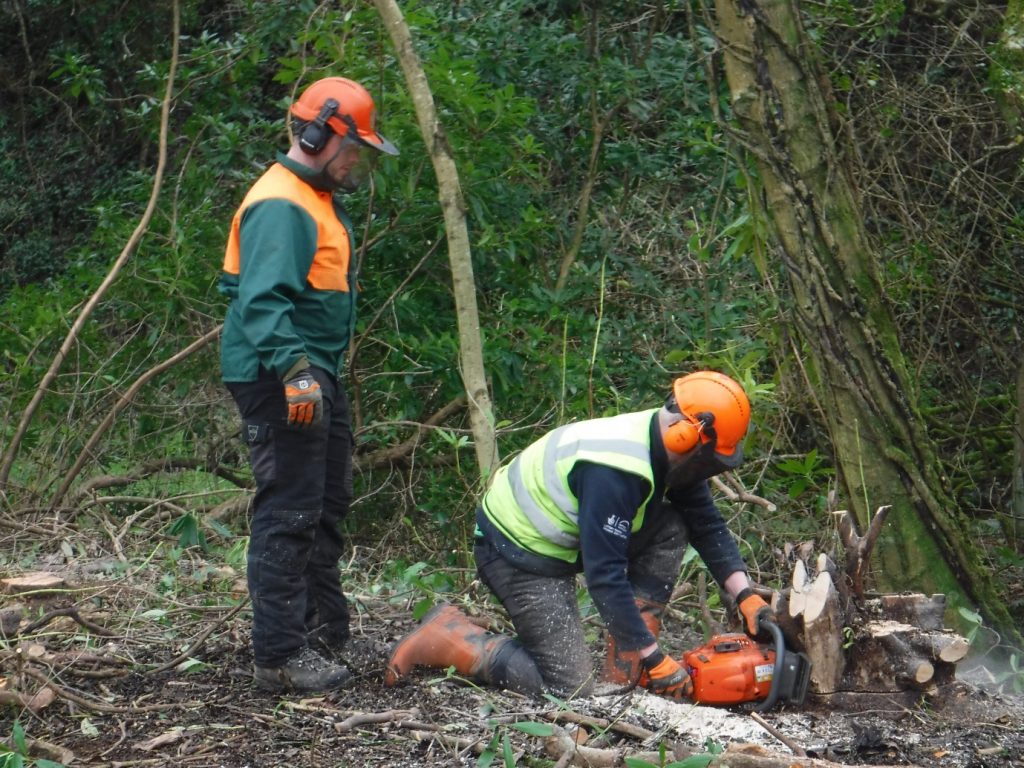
[753,620,785,713]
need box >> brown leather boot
[384,604,509,686]
[600,598,664,685]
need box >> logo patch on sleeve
[602,514,630,539]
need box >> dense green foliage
[1,0,1021,631]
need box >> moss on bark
[711,0,1019,644]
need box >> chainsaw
[681,621,811,711]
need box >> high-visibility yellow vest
[481,409,657,562]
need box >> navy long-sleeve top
[571,415,747,650]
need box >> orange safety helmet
[662,371,750,465]
[290,77,399,156]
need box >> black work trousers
[473,500,689,697]
[227,366,353,667]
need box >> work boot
[384,604,509,686]
[253,646,352,694]
[601,598,664,685]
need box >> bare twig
[19,666,182,714]
[147,599,247,675]
[21,606,116,638]
[51,325,222,507]
[713,473,777,511]
[334,708,420,733]
[750,711,807,756]
[355,395,467,468]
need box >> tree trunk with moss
[709,0,1017,642]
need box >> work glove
[283,369,323,428]
[736,587,774,638]
[639,649,693,700]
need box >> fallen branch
[147,599,247,675]
[710,743,907,768]
[20,606,116,638]
[410,729,486,757]
[0,512,53,536]
[19,666,182,714]
[3,645,132,680]
[541,727,909,768]
[3,736,74,767]
[749,712,807,756]
[334,708,420,733]
[542,722,688,767]
[545,707,667,743]
[69,457,250,506]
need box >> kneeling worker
[385,371,774,699]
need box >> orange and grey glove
[736,587,774,638]
[283,369,322,428]
[639,649,693,700]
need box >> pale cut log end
[936,636,970,663]
[898,660,935,688]
[2,572,66,594]
[801,571,836,624]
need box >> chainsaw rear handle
[754,620,785,713]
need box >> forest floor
[2,550,1023,768]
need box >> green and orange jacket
[219,153,358,383]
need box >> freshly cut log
[863,593,948,632]
[2,572,65,594]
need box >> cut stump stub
[777,556,970,696]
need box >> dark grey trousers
[227,367,353,667]
[474,501,689,697]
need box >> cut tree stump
[770,510,970,697]
[775,559,843,693]
[844,618,968,692]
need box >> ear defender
[662,414,702,454]
[298,98,340,155]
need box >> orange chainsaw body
[682,633,777,706]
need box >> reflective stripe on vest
[483,409,657,560]
[223,163,351,291]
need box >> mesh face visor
[665,440,742,490]
[341,134,378,185]
[663,399,744,489]
[338,112,398,156]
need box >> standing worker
[384,371,774,699]
[219,76,398,694]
